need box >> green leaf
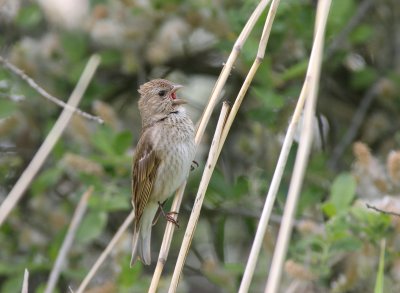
[331,236,362,252]
[89,187,130,212]
[76,210,107,244]
[224,262,244,276]
[31,167,62,195]
[91,126,116,155]
[16,4,42,28]
[117,256,142,288]
[252,87,285,111]
[351,206,391,241]
[0,99,17,119]
[232,176,249,198]
[351,67,378,90]
[62,266,87,281]
[278,60,308,84]
[327,0,355,35]
[99,50,122,66]
[215,217,225,262]
[0,272,25,293]
[0,263,22,275]
[350,24,374,45]
[113,131,133,155]
[61,33,88,62]
[48,227,68,261]
[326,215,349,239]
[329,173,356,212]
[322,201,337,218]
[374,240,386,293]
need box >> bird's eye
[158,90,167,97]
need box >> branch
[168,102,230,292]
[75,210,135,293]
[329,81,379,169]
[264,1,332,292]
[149,1,272,291]
[44,187,94,293]
[21,269,29,293]
[366,203,400,217]
[325,0,374,59]
[0,55,103,124]
[0,55,101,227]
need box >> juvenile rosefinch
[130,79,196,266]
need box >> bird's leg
[152,199,166,226]
[157,201,179,228]
[191,160,199,171]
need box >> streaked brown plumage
[131,79,195,266]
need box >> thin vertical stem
[149,1,271,291]
[0,55,100,227]
[75,210,135,293]
[21,269,29,293]
[168,103,230,293]
[45,187,94,293]
[264,1,332,292]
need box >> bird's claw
[165,212,180,228]
[191,160,199,171]
[157,201,180,228]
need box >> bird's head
[138,79,186,126]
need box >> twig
[325,0,374,59]
[218,0,279,157]
[237,82,307,292]
[75,210,135,293]
[148,1,272,291]
[207,0,293,290]
[329,81,379,169]
[44,187,94,293]
[366,203,400,217]
[264,1,331,292]
[0,55,101,227]
[194,0,270,144]
[0,55,103,124]
[21,269,29,293]
[167,1,280,288]
[168,103,230,293]
[148,184,184,293]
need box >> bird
[130,79,196,266]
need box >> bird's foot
[165,212,180,228]
[157,201,180,228]
[191,160,199,171]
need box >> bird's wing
[132,132,161,227]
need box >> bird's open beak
[171,84,186,106]
[172,84,183,93]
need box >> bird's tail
[130,203,158,266]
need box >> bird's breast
[150,118,195,202]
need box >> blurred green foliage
[1,0,400,292]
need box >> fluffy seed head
[138,79,185,127]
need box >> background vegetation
[1,0,400,292]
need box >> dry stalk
[168,103,230,292]
[218,0,280,156]
[165,1,280,290]
[238,0,316,290]
[21,269,29,293]
[0,55,101,227]
[0,55,103,124]
[44,187,94,293]
[239,85,308,293]
[195,0,271,143]
[149,0,271,291]
[264,1,332,292]
[75,210,135,293]
[70,1,271,290]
